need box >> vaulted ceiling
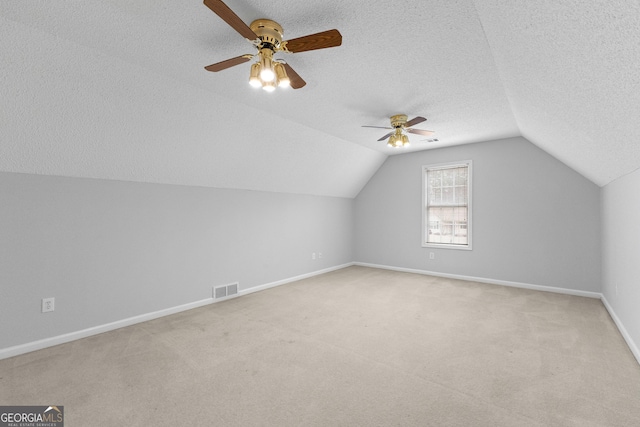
[1,1,638,198]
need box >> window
[422,161,472,249]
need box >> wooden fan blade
[406,128,435,137]
[405,116,427,128]
[204,55,251,72]
[284,29,342,53]
[282,63,306,89]
[203,0,258,40]
[362,125,393,130]
[377,132,394,142]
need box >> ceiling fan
[202,0,343,91]
[362,115,435,148]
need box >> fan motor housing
[250,19,284,48]
[390,114,408,128]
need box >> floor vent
[213,282,239,300]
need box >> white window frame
[422,160,472,250]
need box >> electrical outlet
[312,252,316,260]
[42,297,55,313]
[319,252,323,259]
[429,252,435,260]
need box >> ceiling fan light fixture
[203,3,342,91]
[388,128,405,148]
[258,49,275,82]
[260,66,275,82]
[249,63,262,88]
[274,63,290,87]
[363,114,433,147]
[262,80,277,92]
[388,134,399,147]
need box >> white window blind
[423,161,472,249]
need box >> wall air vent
[213,282,240,300]
[214,286,227,299]
[227,283,238,296]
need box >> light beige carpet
[1,266,639,426]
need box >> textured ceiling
[474,0,640,186]
[0,1,638,197]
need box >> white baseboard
[0,298,216,360]
[354,262,602,298]
[601,296,640,366]
[237,262,355,297]
[0,263,354,361]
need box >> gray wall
[0,172,353,349]
[602,168,640,357]
[354,137,601,292]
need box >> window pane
[429,186,442,204]
[455,185,467,204]
[442,187,454,204]
[454,167,467,185]
[429,171,441,189]
[443,169,454,186]
[427,206,468,245]
[428,167,468,207]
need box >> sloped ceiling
[474,0,640,187]
[0,1,638,198]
